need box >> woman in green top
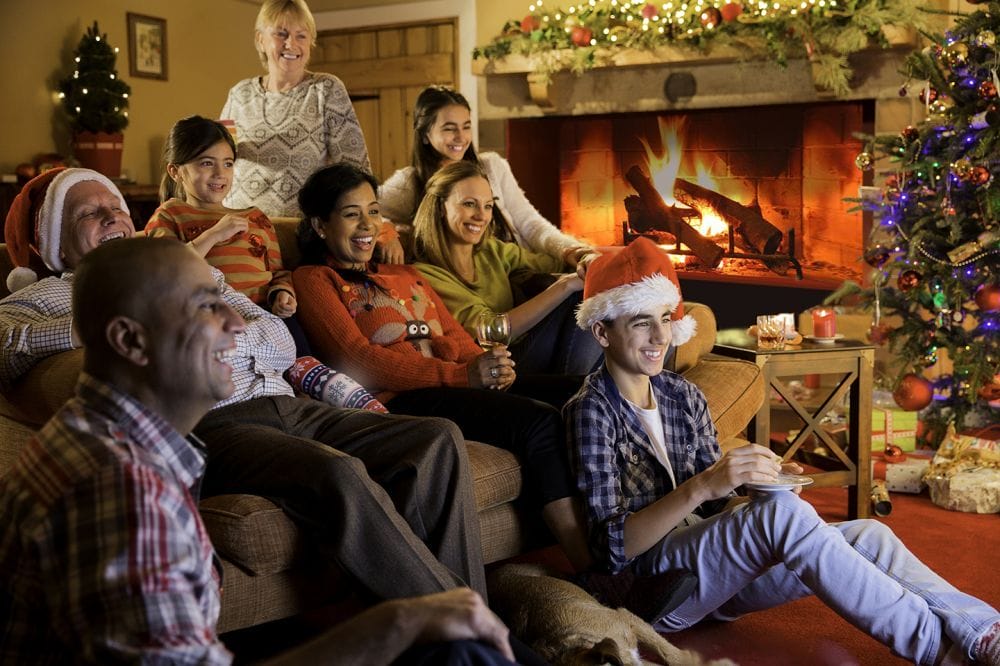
[412,161,603,403]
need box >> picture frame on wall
[127,13,167,80]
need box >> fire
[640,117,731,241]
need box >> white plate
[805,334,845,345]
[744,475,815,492]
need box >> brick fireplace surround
[476,45,927,328]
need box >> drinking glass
[475,311,511,351]
[756,315,786,351]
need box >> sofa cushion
[0,349,83,427]
[199,494,302,576]
[683,355,764,444]
[467,441,522,511]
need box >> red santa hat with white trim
[575,236,696,346]
[4,167,128,293]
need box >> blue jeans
[633,491,999,664]
[509,291,603,377]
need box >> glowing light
[82,88,88,94]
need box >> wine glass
[475,311,511,351]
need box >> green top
[414,238,564,339]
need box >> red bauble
[901,126,919,143]
[869,322,892,345]
[971,166,992,185]
[571,26,593,47]
[720,2,743,22]
[975,283,1000,311]
[520,15,541,33]
[980,81,998,99]
[894,373,934,411]
[700,7,723,28]
[897,269,922,292]
[864,245,892,268]
[641,3,658,19]
[919,87,939,104]
[979,379,1000,401]
[884,444,907,463]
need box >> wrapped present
[870,407,918,451]
[923,428,1000,513]
[871,450,933,493]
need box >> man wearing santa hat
[566,236,1000,665]
[0,168,491,617]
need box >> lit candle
[811,308,836,338]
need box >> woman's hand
[552,271,584,294]
[211,214,250,245]
[271,291,297,318]
[575,251,599,279]
[376,238,406,265]
[695,443,782,500]
[467,345,516,391]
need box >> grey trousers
[195,395,487,600]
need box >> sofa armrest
[670,302,716,375]
[1,349,83,427]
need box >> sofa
[0,219,764,633]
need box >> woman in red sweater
[292,164,591,572]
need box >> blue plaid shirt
[565,366,724,573]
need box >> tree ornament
[919,86,938,104]
[901,126,919,142]
[520,15,541,33]
[571,26,593,47]
[864,244,892,268]
[893,373,934,411]
[980,80,998,99]
[700,7,723,29]
[951,308,965,325]
[975,283,1000,311]
[897,269,922,292]
[979,376,1000,401]
[869,322,892,345]
[971,166,992,186]
[976,30,997,48]
[899,83,909,97]
[855,151,874,171]
[951,158,973,180]
[944,42,969,67]
[929,97,954,115]
[641,3,658,19]
[720,2,743,22]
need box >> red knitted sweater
[293,261,484,401]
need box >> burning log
[624,196,679,246]
[672,177,783,255]
[624,165,725,267]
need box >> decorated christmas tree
[58,22,130,134]
[858,3,1000,445]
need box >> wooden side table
[713,334,875,519]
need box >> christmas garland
[473,0,933,96]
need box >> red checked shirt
[0,374,231,664]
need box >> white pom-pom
[671,314,697,347]
[6,266,39,293]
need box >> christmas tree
[58,22,130,134]
[858,3,1000,445]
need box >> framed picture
[127,13,167,80]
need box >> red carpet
[665,486,1000,665]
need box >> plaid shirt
[0,374,232,664]
[565,366,724,573]
[0,269,296,406]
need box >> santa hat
[575,236,696,346]
[4,167,128,293]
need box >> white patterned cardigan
[221,72,371,218]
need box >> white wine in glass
[476,312,511,351]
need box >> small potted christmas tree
[58,21,131,179]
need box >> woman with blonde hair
[411,160,603,402]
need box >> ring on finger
[490,366,499,379]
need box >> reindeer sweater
[293,261,484,401]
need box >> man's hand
[402,589,514,661]
[271,291,297,318]
[698,443,782,499]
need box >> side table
[713,334,875,519]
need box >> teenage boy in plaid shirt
[566,237,1000,666]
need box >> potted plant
[57,22,131,179]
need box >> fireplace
[502,101,877,327]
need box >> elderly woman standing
[221,0,371,219]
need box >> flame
[640,117,731,249]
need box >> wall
[0,0,261,184]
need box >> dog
[488,563,737,666]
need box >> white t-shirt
[626,384,677,490]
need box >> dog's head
[544,636,642,666]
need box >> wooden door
[314,20,458,181]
